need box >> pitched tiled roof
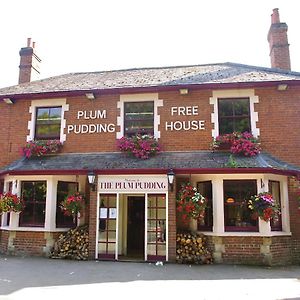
[2,151,300,176]
[1,62,300,98]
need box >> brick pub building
[0,9,299,265]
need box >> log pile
[176,232,213,264]
[50,225,89,260]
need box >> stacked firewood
[176,232,213,264]
[50,225,89,260]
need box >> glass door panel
[98,194,117,259]
[147,194,166,261]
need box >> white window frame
[26,98,69,143]
[116,93,163,139]
[209,89,260,138]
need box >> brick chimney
[267,8,291,71]
[18,38,41,84]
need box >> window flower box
[213,131,260,157]
[21,140,62,158]
[117,134,160,159]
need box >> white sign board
[98,175,168,193]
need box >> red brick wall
[13,231,46,255]
[256,86,300,166]
[88,188,97,259]
[0,230,9,253]
[206,235,293,265]
[1,87,299,170]
[168,177,176,261]
[222,236,263,265]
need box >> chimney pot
[27,37,32,47]
[271,8,280,24]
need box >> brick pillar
[168,177,176,261]
[88,181,97,260]
[267,8,291,71]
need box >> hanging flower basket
[176,183,207,224]
[248,192,280,222]
[213,132,260,157]
[0,192,25,214]
[21,140,63,158]
[60,192,85,221]
[117,134,160,159]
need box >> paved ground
[0,255,300,300]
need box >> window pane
[269,181,282,231]
[197,181,213,231]
[35,107,61,140]
[224,180,258,231]
[218,100,233,117]
[124,101,154,136]
[218,98,251,135]
[234,99,249,116]
[56,181,78,228]
[20,181,47,227]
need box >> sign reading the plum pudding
[98,176,168,193]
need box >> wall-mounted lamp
[3,98,14,104]
[167,169,175,192]
[179,88,189,95]
[277,84,288,91]
[85,93,95,100]
[87,171,96,191]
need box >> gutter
[1,167,299,178]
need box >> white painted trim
[144,193,148,261]
[95,191,100,259]
[116,93,163,139]
[202,231,292,237]
[209,89,260,138]
[26,98,69,142]
[0,226,69,232]
[166,191,169,262]
[115,193,119,260]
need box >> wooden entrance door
[127,196,145,257]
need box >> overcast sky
[1,0,299,88]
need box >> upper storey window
[124,101,154,136]
[218,98,251,135]
[35,107,62,140]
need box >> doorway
[127,196,145,258]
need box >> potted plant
[248,192,279,222]
[213,131,260,157]
[60,192,85,223]
[0,192,25,214]
[176,183,207,224]
[117,134,160,159]
[21,140,63,158]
